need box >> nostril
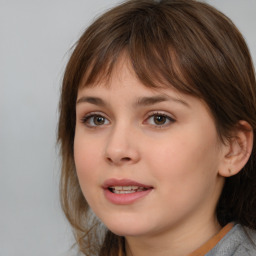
[106,156,131,164]
[106,157,113,163]
[121,157,131,162]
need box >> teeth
[123,186,138,190]
[113,190,135,194]
[111,186,139,190]
[109,186,147,194]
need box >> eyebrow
[76,96,106,106]
[135,95,189,107]
[76,95,189,108]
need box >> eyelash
[144,112,176,128]
[80,112,176,128]
[81,112,110,128]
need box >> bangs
[76,1,202,97]
[81,46,199,97]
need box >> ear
[218,120,253,177]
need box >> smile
[109,186,148,194]
[103,179,153,204]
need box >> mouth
[103,178,153,193]
[108,185,149,194]
[102,179,153,204]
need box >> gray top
[206,224,256,256]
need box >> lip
[102,178,153,205]
[103,178,152,189]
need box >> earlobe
[218,120,253,177]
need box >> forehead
[78,55,179,97]
[77,58,210,113]
[78,54,210,111]
[79,53,178,91]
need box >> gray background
[0,1,255,256]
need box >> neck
[125,217,221,256]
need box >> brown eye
[154,115,167,125]
[93,116,105,125]
[82,114,110,127]
[146,113,175,127]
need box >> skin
[74,57,232,256]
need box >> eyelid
[79,110,176,129]
[80,111,110,127]
[144,111,176,127]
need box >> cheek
[145,129,221,188]
[144,134,222,218]
[74,134,103,194]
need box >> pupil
[154,115,166,125]
[94,116,105,125]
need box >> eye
[146,112,175,127]
[81,113,110,127]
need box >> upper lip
[102,178,153,189]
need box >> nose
[104,124,140,166]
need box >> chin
[110,228,145,237]
[105,220,153,237]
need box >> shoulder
[206,224,256,256]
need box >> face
[74,58,227,240]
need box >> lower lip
[104,188,153,205]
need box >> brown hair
[58,0,256,255]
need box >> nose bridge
[104,120,139,165]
